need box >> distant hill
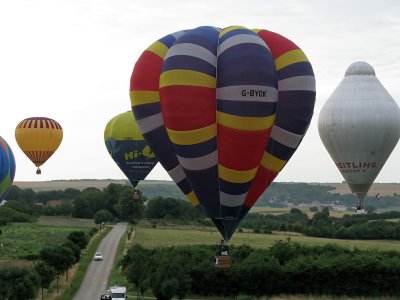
[14,179,132,191]
[13,179,185,199]
[14,179,400,194]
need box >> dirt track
[73,222,127,300]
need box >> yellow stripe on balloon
[147,41,169,59]
[217,111,275,131]
[275,49,309,70]
[160,70,216,88]
[260,152,286,172]
[186,191,200,206]
[166,123,216,145]
[218,164,258,184]
[130,91,160,106]
[220,26,248,37]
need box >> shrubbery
[122,241,400,299]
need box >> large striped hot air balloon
[104,111,158,188]
[130,26,316,241]
[15,117,63,174]
[0,136,16,205]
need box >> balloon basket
[215,241,231,268]
[36,168,41,175]
[133,189,140,200]
[215,255,231,268]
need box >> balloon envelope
[15,117,63,174]
[130,26,316,240]
[0,136,16,205]
[104,111,158,187]
[318,61,400,203]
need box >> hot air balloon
[15,117,63,174]
[318,61,400,212]
[130,26,316,245]
[0,136,16,205]
[104,111,158,188]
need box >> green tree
[72,197,91,218]
[34,262,56,300]
[103,183,128,215]
[145,197,198,220]
[62,240,81,266]
[62,188,81,200]
[72,187,105,218]
[240,252,281,297]
[40,246,75,292]
[0,265,40,300]
[94,209,114,231]
[122,244,154,299]
[67,231,88,250]
[151,257,189,300]
[114,188,145,223]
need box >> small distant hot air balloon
[130,25,316,244]
[0,136,16,205]
[15,117,63,174]
[104,111,158,188]
[318,61,400,211]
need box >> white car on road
[94,251,103,261]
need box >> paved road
[73,222,127,300]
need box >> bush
[120,242,400,299]
[19,254,40,260]
[88,228,98,237]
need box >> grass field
[134,225,400,252]
[0,221,93,260]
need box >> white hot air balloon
[318,61,400,211]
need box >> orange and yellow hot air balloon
[15,117,63,174]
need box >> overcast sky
[1,0,399,184]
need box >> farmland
[315,182,400,197]
[0,219,95,261]
[2,216,400,300]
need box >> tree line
[121,240,400,299]
[3,184,400,241]
[9,181,400,209]
[1,184,200,226]
[241,207,400,240]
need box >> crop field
[0,222,93,260]
[250,206,352,218]
[316,182,400,197]
[134,225,400,252]
[37,216,96,227]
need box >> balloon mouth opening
[36,168,41,175]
